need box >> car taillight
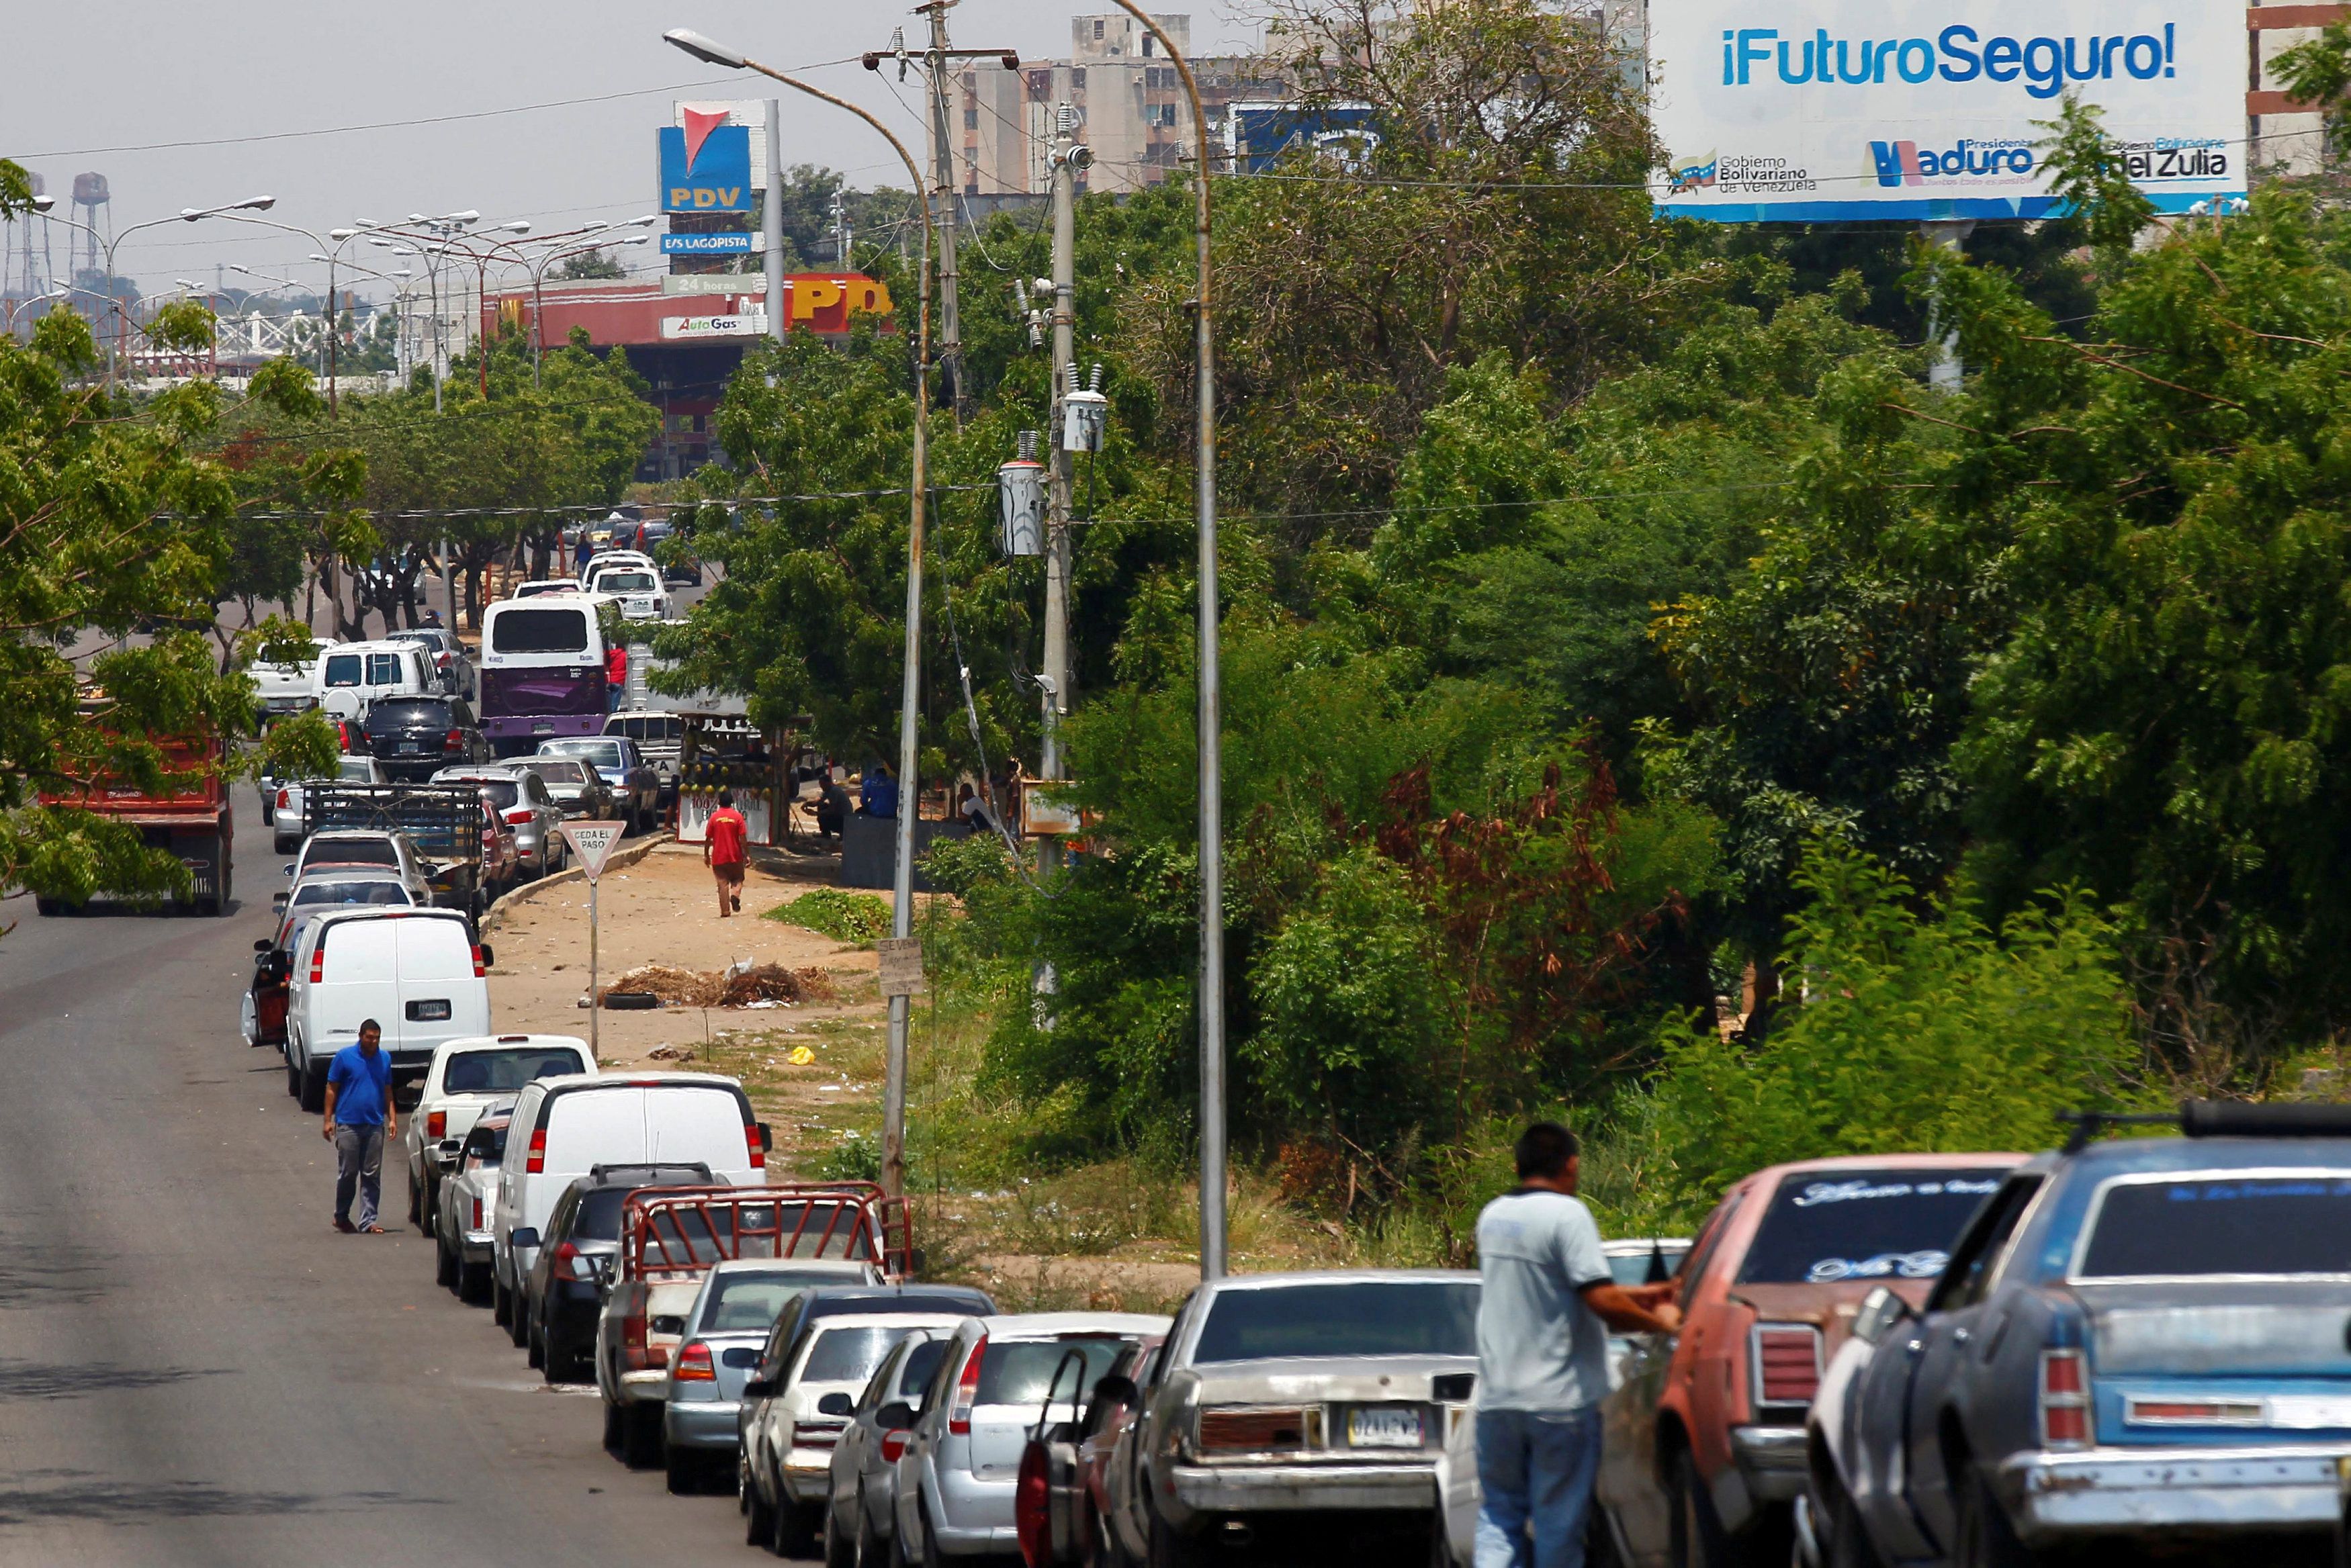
[1016,1441,1052,1565]
[880,1429,910,1464]
[623,1307,649,1368]
[471,945,486,978]
[551,1242,598,1281]
[1197,1409,1311,1452]
[504,807,533,825]
[276,787,291,809]
[525,1127,545,1174]
[470,1195,484,1228]
[2040,1349,2090,1448]
[308,946,325,984]
[1754,1325,1823,1406]
[673,1342,716,1382]
[746,1121,764,1171]
[427,1111,446,1140]
[950,1336,987,1434]
[444,728,463,751]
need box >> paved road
[0,794,790,1567]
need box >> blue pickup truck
[1803,1103,2351,1567]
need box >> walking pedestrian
[604,641,628,713]
[705,786,748,917]
[323,1019,398,1234]
[1474,1123,1680,1568]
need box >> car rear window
[699,1271,860,1334]
[293,880,410,909]
[371,698,457,728]
[596,571,658,593]
[803,1324,919,1383]
[1737,1169,2010,1285]
[491,607,592,653]
[1192,1281,1480,1363]
[541,740,624,770]
[463,779,519,810]
[445,1048,586,1094]
[337,757,377,782]
[308,839,399,868]
[978,1337,1134,1406]
[1607,1244,1688,1287]
[525,759,588,784]
[2079,1176,2351,1279]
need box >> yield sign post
[559,821,628,1058]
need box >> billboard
[676,100,771,186]
[1225,102,1380,174]
[658,111,754,213]
[1648,3,2246,222]
[660,232,764,255]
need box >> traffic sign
[560,821,627,882]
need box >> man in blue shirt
[1475,1123,1680,1568]
[860,762,899,821]
[322,1019,398,1234]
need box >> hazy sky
[3,0,1253,302]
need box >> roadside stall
[674,712,790,845]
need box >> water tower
[70,171,110,285]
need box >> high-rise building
[958,14,1290,195]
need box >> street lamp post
[520,230,654,387]
[666,24,936,1202]
[5,285,66,338]
[42,195,275,383]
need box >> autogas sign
[658,109,754,213]
[1648,0,2244,221]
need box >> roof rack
[2057,1103,2351,1153]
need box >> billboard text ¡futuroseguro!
[1647,0,2244,223]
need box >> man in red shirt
[605,643,628,712]
[705,787,748,917]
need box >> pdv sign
[658,109,754,214]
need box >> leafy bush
[1644,842,2142,1218]
[765,888,892,944]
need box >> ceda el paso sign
[658,109,753,213]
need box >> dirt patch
[604,960,837,1009]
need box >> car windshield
[802,1324,919,1384]
[523,759,588,785]
[336,757,377,782]
[1737,1169,2011,1285]
[541,741,624,771]
[292,880,410,908]
[596,571,658,593]
[698,1272,856,1334]
[1607,1244,1689,1287]
[1193,1281,1480,1362]
[443,1048,584,1094]
[306,839,398,868]
[2079,1175,2351,1279]
[978,1337,1134,1406]
[371,699,457,729]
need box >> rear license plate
[399,741,420,753]
[1347,1408,1424,1448]
[533,722,555,734]
[406,999,452,1021]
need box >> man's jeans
[1474,1406,1603,1568]
[334,1123,386,1228]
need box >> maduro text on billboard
[1648,0,2244,222]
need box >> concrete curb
[480,831,674,934]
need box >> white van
[312,639,438,715]
[490,1072,769,1317]
[284,908,492,1113]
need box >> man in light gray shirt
[1475,1122,1680,1568]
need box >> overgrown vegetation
[764,887,894,945]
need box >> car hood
[1180,1354,1478,1404]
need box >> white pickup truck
[401,1034,594,1232]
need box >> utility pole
[1922,218,1973,391]
[1042,103,1081,846]
[764,99,787,344]
[869,7,1017,426]
[832,188,852,267]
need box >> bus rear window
[490,608,592,654]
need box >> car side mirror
[283,864,296,877]
[1852,1285,1915,1346]
[437,1138,462,1157]
[1090,1375,1139,1409]
[755,1121,773,1153]
[477,943,495,967]
[271,893,290,915]
[744,1378,778,1401]
[255,937,273,954]
[509,1227,540,1252]
[876,1401,915,1430]
[817,1391,854,1417]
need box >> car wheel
[774,1500,822,1559]
[1668,1447,1730,1568]
[1952,1466,2034,1568]
[824,1496,858,1568]
[457,1258,490,1304]
[744,1451,778,1545]
[491,1273,513,1327]
[858,1487,889,1568]
[298,1059,328,1114]
[407,1177,423,1228]
[1820,1477,1884,1568]
[622,1401,664,1469]
[285,1056,301,1099]
[667,1440,703,1495]
[526,1316,546,1371]
[435,1232,457,1289]
[1144,1507,1202,1568]
[507,1291,530,1348]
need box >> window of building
[1143,33,1154,54]
[1071,68,1086,88]
[1093,19,1104,38]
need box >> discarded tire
[601,991,661,1010]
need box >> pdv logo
[659,109,753,213]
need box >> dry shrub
[604,962,837,1008]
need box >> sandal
[360,1224,386,1234]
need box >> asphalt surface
[0,791,797,1567]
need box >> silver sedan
[432,765,567,878]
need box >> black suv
[363,696,493,781]
[518,1163,715,1383]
